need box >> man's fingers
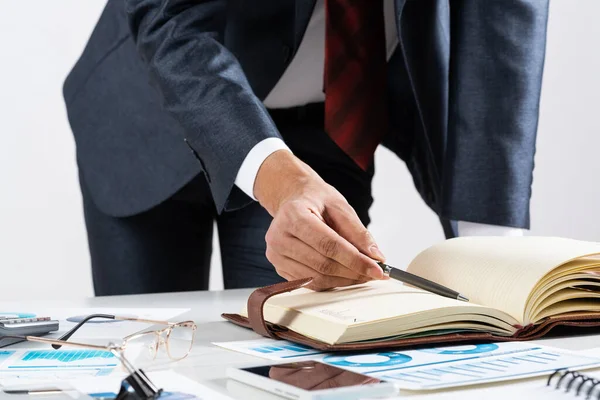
[324,202,385,262]
[277,235,369,281]
[290,210,383,280]
[271,254,366,291]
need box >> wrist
[254,150,315,215]
[235,138,291,201]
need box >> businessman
[63,0,549,295]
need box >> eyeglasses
[52,314,198,363]
[0,334,163,399]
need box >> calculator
[0,316,59,347]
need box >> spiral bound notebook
[545,369,600,399]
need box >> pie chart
[419,343,500,355]
[323,352,412,368]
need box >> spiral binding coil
[547,369,600,399]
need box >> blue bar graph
[8,350,118,369]
[247,343,322,358]
[22,350,114,363]
[378,350,600,389]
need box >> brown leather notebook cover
[221,278,600,352]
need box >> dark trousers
[82,103,375,296]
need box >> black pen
[377,262,469,302]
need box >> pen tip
[375,261,391,275]
[457,294,469,302]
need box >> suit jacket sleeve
[124,0,281,212]
[442,0,550,229]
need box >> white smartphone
[226,360,397,400]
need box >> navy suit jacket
[63,0,549,229]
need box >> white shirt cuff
[234,138,291,200]
[457,221,525,237]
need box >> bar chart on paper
[0,349,119,383]
[214,338,326,360]
[10,349,118,368]
[215,340,600,390]
[319,343,600,390]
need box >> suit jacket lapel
[394,0,407,22]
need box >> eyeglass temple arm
[0,335,111,351]
[52,314,116,349]
[0,335,27,348]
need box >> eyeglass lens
[166,323,195,360]
[122,323,195,363]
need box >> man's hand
[254,150,385,291]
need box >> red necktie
[324,0,388,171]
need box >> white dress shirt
[233,0,524,237]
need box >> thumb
[324,202,386,262]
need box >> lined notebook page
[262,280,491,324]
[406,237,600,323]
[241,280,494,324]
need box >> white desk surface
[3,289,600,400]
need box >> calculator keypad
[0,317,51,327]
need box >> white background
[0,1,598,301]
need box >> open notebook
[222,236,600,349]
